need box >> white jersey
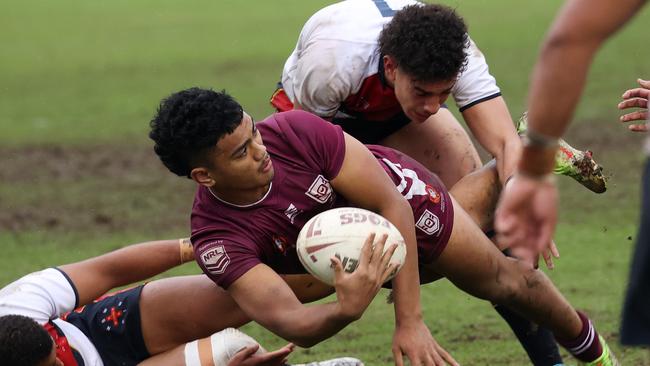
[0,268,103,365]
[280,0,501,119]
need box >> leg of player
[448,159,500,232]
[379,108,482,188]
[446,162,565,364]
[428,197,617,365]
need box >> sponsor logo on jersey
[305,175,333,203]
[416,209,440,236]
[200,244,230,274]
[284,203,301,224]
[272,235,290,255]
[425,185,441,204]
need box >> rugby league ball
[296,207,407,286]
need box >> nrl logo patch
[305,175,333,204]
[200,244,230,275]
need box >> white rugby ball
[296,207,407,286]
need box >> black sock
[493,304,563,365]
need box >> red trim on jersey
[342,74,402,121]
[270,88,295,112]
[44,322,79,366]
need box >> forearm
[463,97,521,184]
[525,0,644,174]
[380,201,422,323]
[265,302,357,347]
[61,239,192,296]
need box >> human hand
[332,233,400,320]
[509,240,559,270]
[618,78,649,132]
[227,343,295,366]
[495,174,558,254]
[392,320,458,366]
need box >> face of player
[37,343,63,366]
[383,56,456,123]
[191,112,274,204]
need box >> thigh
[140,275,248,355]
[424,196,524,301]
[140,274,334,355]
[379,108,482,188]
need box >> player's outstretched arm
[619,78,649,132]
[227,234,397,348]
[59,238,194,306]
[496,0,646,253]
[462,96,522,185]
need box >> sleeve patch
[198,242,231,275]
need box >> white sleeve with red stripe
[282,40,372,118]
[0,268,78,324]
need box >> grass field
[1,0,649,364]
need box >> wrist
[179,238,194,263]
[518,144,557,177]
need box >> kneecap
[184,328,266,366]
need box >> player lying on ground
[149,88,618,366]
[272,0,606,193]
[0,238,370,366]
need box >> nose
[252,141,267,161]
[423,96,441,115]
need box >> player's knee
[491,260,546,306]
[183,328,265,366]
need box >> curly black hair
[379,4,469,83]
[0,315,53,366]
[149,88,244,178]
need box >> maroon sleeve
[192,234,261,289]
[274,110,346,180]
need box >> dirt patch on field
[0,144,195,235]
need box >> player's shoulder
[259,110,333,137]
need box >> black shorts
[620,158,650,345]
[63,285,150,365]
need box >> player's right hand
[227,343,294,366]
[331,233,399,320]
[618,78,649,132]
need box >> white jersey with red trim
[0,268,103,365]
[281,0,501,120]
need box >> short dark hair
[149,88,244,178]
[0,315,53,366]
[379,4,469,82]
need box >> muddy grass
[0,144,195,235]
[0,122,644,236]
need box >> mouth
[260,156,272,173]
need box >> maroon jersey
[192,110,453,288]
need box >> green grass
[1,0,649,364]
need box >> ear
[190,167,216,188]
[383,55,397,84]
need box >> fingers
[620,110,648,122]
[629,123,649,132]
[256,344,294,364]
[331,255,344,284]
[549,240,560,258]
[370,233,389,265]
[637,78,650,89]
[230,344,260,362]
[618,96,648,109]
[436,345,459,366]
[542,248,554,270]
[621,87,650,100]
[392,348,404,366]
[360,232,377,265]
